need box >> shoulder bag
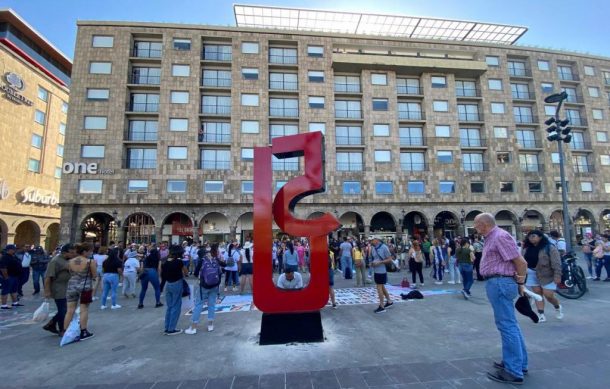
[80,259,93,304]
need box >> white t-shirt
[241,246,254,263]
[93,254,107,268]
[123,258,140,273]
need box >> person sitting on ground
[276,269,303,290]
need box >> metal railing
[398,110,424,120]
[568,117,587,126]
[198,133,231,143]
[514,114,538,124]
[132,47,162,58]
[201,50,232,61]
[508,68,532,77]
[462,162,489,172]
[335,110,362,119]
[269,54,298,65]
[458,113,482,122]
[202,78,232,87]
[570,140,592,150]
[574,164,595,173]
[269,80,298,90]
[520,164,544,173]
[396,85,423,95]
[335,83,361,93]
[125,158,157,169]
[456,88,481,97]
[559,73,580,81]
[517,139,542,148]
[129,72,160,85]
[335,136,363,145]
[336,163,363,171]
[511,91,536,100]
[200,160,230,170]
[127,130,157,141]
[460,138,486,147]
[269,107,299,117]
[201,105,231,115]
[127,103,159,112]
[272,161,299,171]
[564,94,584,103]
[400,162,428,171]
[399,137,426,146]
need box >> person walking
[239,240,254,294]
[92,246,108,300]
[422,236,432,267]
[408,241,425,288]
[430,239,446,285]
[473,236,484,281]
[43,244,76,335]
[474,213,528,385]
[296,241,306,273]
[328,249,337,309]
[223,241,240,292]
[455,238,475,299]
[138,245,163,308]
[283,241,299,273]
[370,237,394,314]
[1,244,23,309]
[522,230,563,322]
[100,249,123,310]
[339,237,353,279]
[352,243,366,287]
[30,246,49,296]
[602,234,610,282]
[122,252,139,298]
[64,243,97,341]
[447,238,459,284]
[161,245,188,335]
[580,233,595,279]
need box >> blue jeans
[340,256,352,278]
[224,270,239,287]
[164,280,183,332]
[139,268,161,305]
[448,256,458,282]
[32,268,46,294]
[485,277,528,379]
[53,298,67,332]
[101,273,119,307]
[604,256,610,279]
[595,258,605,278]
[191,286,218,324]
[459,263,474,293]
[583,253,593,276]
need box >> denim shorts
[1,276,18,295]
[525,268,556,290]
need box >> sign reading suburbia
[1,72,33,106]
[62,162,114,175]
[18,187,59,206]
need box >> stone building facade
[60,11,610,247]
[0,9,71,249]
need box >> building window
[407,181,425,194]
[500,182,514,193]
[544,105,555,116]
[497,152,511,164]
[541,82,554,93]
[204,181,224,193]
[308,71,324,83]
[89,62,112,74]
[537,60,550,71]
[375,181,393,194]
[202,69,232,87]
[127,148,157,169]
[308,96,325,109]
[401,152,425,171]
[374,150,391,163]
[485,56,500,67]
[31,134,43,148]
[580,182,593,192]
[494,127,508,138]
[335,100,362,119]
[592,109,603,120]
[56,144,64,157]
[371,73,387,85]
[270,123,298,139]
[172,64,190,77]
[61,102,68,114]
[581,65,595,76]
[272,155,299,171]
[373,124,390,137]
[130,93,160,112]
[241,148,254,161]
[241,42,259,54]
[79,180,102,194]
[336,126,362,145]
[241,181,254,194]
[241,94,259,107]
[558,65,575,81]
[458,104,480,121]
[200,122,230,144]
[460,128,483,147]
[242,68,259,80]
[439,181,455,193]
[343,181,361,195]
[169,118,188,132]
[309,122,325,134]
[588,87,600,97]
[372,98,389,111]
[528,182,542,193]
[491,102,505,114]
[54,167,61,179]
[129,120,158,140]
[28,159,40,173]
[398,102,422,120]
[269,72,298,90]
[173,38,191,50]
[81,145,105,158]
[399,127,424,146]
[519,153,540,172]
[516,129,538,148]
[275,181,287,191]
[167,180,187,193]
[168,146,187,160]
[85,116,108,130]
[437,151,453,163]
[431,76,446,88]
[397,78,421,94]
[269,47,297,64]
[335,75,360,93]
[131,67,161,85]
[270,98,298,117]
[308,45,324,57]
[241,120,260,134]
[202,44,232,61]
[551,153,560,164]
[34,110,45,124]
[435,125,451,138]
[202,95,231,115]
[462,153,484,171]
[170,91,189,104]
[201,149,230,170]
[133,41,162,58]
[128,180,148,193]
[433,100,449,112]
[38,87,48,102]
[513,106,534,123]
[596,131,608,143]
[336,152,363,171]
[92,35,114,47]
[488,79,503,90]
[605,183,610,194]
[59,123,66,135]
[600,155,610,165]
[86,88,109,100]
[555,181,569,193]
[471,182,485,193]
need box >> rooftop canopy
[234,4,527,45]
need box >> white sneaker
[232,287,237,292]
[555,305,564,320]
[100,305,107,310]
[223,287,227,292]
[586,276,593,279]
[447,281,455,285]
[538,313,547,323]
[92,296,99,301]
[207,323,214,332]
[111,304,122,309]
[420,283,424,287]
[185,327,197,335]
[435,281,442,285]
[457,280,462,284]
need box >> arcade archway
[124,212,156,244]
[161,212,193,244]
[81,213,115,246]
[46,223,60,252]
[14,220,41,247]
[403,211,428,240]
[495,210,517,237]
[573,208,595,241]
[338,211,364,239]
[433,211,459,239]
[200,212,230,243]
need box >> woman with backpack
[239,240,254,294]
[223,241,240,292]
[185,243,225,334]
[283,241,299,273]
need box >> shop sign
[18,187,59,206]
[62,162,114,175]
[1,72,33,106]
[0,179,9,200]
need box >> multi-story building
[0,9,71,249]
[60,5,610,246]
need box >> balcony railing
[202,78,232,88]
[270,80,298,91]
[568,117,587,126]
[272,161,299,171]
[400,162,428,171]
[570,140,592,150]
[335,109,362,119]
[564,94,584,103]
[396,85,423,95]
[127,131,157,141]
[127,103,159,113]
[574,164,595,173]
[517,139,543,148]
[125,159,157,169]
[201,105,231,115]
[269,55,297,65]
[460,138,487,147]
[337,163,363,171]
[399,137,426,146]
[458,113,482,122]
[398,110,424,120]
[462,162,489,172]
[559,73,580,81]
[335,136,363,146]
[200,160,230,170]
[335,83,361,93]
[201,50,232,62]
[199,133,231,143]
[129,72,160,85]
[520,164,544,173]
[511,91,536,100]
[132,48,162,58]
[456,88,481,97]
[508,68,532,77]
[514,114,538,124]
[270,107,299,117]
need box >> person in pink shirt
[296,241,306,273]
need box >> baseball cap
[4,244,17,251]
[60,243,75,253]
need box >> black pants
[411,262,424,283]
[423,252,431,267]
[18,267,29,295]
[474,252,483,280]
[53,298,67,332]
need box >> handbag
[80,259,93,304]
[182,279,191,298]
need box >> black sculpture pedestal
[259,311,323,345]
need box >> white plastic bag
[32,301,49,322]
[60,308,80,347]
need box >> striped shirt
[479,226,520,277]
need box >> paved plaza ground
[1,264,609,389]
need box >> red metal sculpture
[253,132,340,313]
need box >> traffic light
[545,117,571,143]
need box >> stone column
[59,203,78,243]
[542,221,550,234]
[515,221,523,241]
[192,224,199,243]
[7,232,15,244]
[155,226,162,244]
[230,225,237,241]
[364,225,370,239]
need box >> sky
[3,0,610,60]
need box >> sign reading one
[62,162,115,175]
[18,187,58,206]
[1,72,33,106]
[0,179,9,200]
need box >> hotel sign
[18,187,59,207]
[1,72,33,106]
[62,162,114,175]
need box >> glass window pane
[89,62,112,74]
[172,65,190,77]
[81,145,105,158]
[79,180,102,194]
[84,116,107,130]
[371,73,387,85]
[92,36,114,47]
[167,180,187,193]
[87,89,109,100]
[242,42,259,54]
[168,146,187,159]
[128,180,148,193]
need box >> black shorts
[329,268,335,286]
[240,263,253,275]
[374,273,387,285]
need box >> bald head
[474,213,496,235]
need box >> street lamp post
[544,91,573,253]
